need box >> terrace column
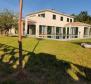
[25,18,28,35]
[65,27,67,39]
[89,28,91,37]
[69,27,71,39]
[70,27,73,38]
[53,26,56,39]
[88,27,90,37]
[72,27,75,38]
[44,26,47,38]
[79,27,84,39]
[36,24,39,38]
[78,28,81,38]
[61,28,63,39]
[40,26,44,38]
[59,28,61,39]
[51,26,54,38]
[41,26,44,35]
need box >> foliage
[73,11,91,24]
[0,9,18,35]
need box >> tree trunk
[5,29,9,36]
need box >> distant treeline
[72,11,91,24]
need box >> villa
[24,9,91,40]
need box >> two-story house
[24,9,91,40]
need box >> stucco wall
[26,11,74,27]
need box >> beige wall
[78,26,84,38]
[74,26,91,39]
[9,28,15,35]
[25,10,91,39]
[26,11,74,27]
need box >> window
[39,25,45,35]
[60,17,63,21]
[71,27,78,38]
[56,27,61,39]
[70,19,72,22]
[47,26,52,38]
[53,14,56,20]
[84,27,89,35]
[38,13,45,18]
[67,18,69,22]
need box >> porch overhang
[27,19,36,25]
[65,22,91,27]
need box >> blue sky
[0,0,91,17]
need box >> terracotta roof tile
[65,22,91,27]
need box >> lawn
[0,36,91,84]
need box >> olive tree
[0,9,18,35]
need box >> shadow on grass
[0,41,91,84]
[32,38,43,52]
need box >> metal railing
[84,35,91,38]
[38,34,79,39]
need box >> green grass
[0,36,91,84]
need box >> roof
[26,9,74,18]
[65,22,91,27]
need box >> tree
[74,11,91,25]
[0,9,18,35]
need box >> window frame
[53,14,56,20]
[38,13,45,18]
[60,17,63,21]
[67,18,69,22]
[70,19,72,22]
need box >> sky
[0,0,91,17]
